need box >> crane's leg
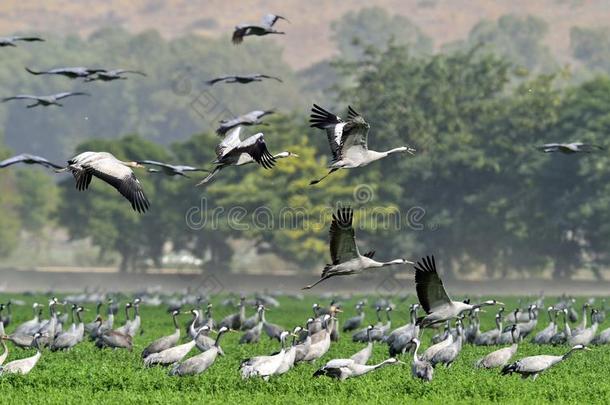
[196,166,222,186]
[302,275,334,290]
[309,168,338,185]
[26,102,41,108]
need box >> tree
[444,14,557,73]
[331,7,433,61]
[0,134,21,257]
[571,26,610,73]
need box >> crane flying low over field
[2,92,90,108]
[413,256,503,328]
[232,14,288,45]
[206,74,282,86]
[302,206,413,289]
[309,104,416,185]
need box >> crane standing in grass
[501,344,589,380]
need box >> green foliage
[0,136,21,257]
[445,14,558,73]
[14,169,59,231]
[331,7,433,61]
[571,26,610,73]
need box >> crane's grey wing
[329,206,359,264]
[232,25,254,44]
[261,14,286,27]
[234,133,276,169]
[0,153,64,169]
[217,116,244,135]
[206,76,232,85]
[137,160,173,169]
[310,104,343,161]
[258,74,282,82]
[2,95,39,102]
[115,70,146,76]
[0,154,28,167]
[13,37,44,42]
[83,161,150,213]
[340,108,369,155]
[175,165,207,172]
[216,126,243,158]
[54,92,90,100]
[414,256,451,313]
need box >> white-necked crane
[142,310,181,358]
[309,104,415,185]
[216,110,275,135]
[501,344,589,380]
[206,74,282,86]
[0,36,44,47]
[58,151,150,213]
[0,153,63,170]
[197,126,297,186]
[2,92,90,108]
[537,142,604,154]
[476,324,519,369]
[410,338,433,382]
[0,333,45,375]
[413,256,503,327]
[303,206,413,289]
[232,14,288,45]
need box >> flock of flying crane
[0,13,605,384]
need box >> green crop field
[0,294,609,404]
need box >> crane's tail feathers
[501,363,516,375]
[312,368,326,377]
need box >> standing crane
[169,327,228,376]
[410,338,433,382]
[501,344,589,380]
[142,310,181,358]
